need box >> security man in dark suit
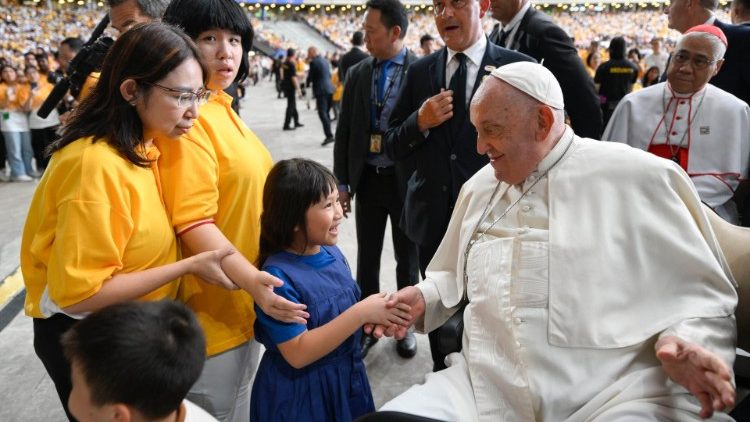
[384,0,533,370]
[339,31,370,83]
[334,0,420,360]
[307,46,336,146]
[487,0,603,138]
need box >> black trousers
[31,126,58,171]
[416,240,451,371]
[283,87,299,128]
[354,166,419,300]
[33,314,79,421]
[315,94,333,138]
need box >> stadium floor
[0,78,432,421]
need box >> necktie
[498,29,509,47]
[449,52,468,126]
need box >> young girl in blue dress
[250,158,412,422]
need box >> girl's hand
[189,247,237,290]
[357,293,412,327]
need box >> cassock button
[671,131,678,136]
[680,100,686,105]
[676,116,682,120]
[521,205,531,213]
[442,185,448,192]
[514,317,523,325]
[450,154,457,160]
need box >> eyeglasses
[672,51,719,70]
[432,0,469,16]
[145,82,210,108]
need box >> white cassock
[602,82,750,224]
[381,128,737,421]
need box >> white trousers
[188,340,262,422]
[381,352,733,422]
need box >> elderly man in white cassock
[603,25,750,225]
[368,61,738,421]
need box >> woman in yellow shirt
[21,23,233,420]
[160,1,308,420]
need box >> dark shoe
[321,137,334,146]
[396,331,417,359]
[295,123,304,128]
[360,335,379,359]
[283,126,295,131]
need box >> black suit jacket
[384,41,534,248]
[712,19,750,107]
[333,50,418,198]
[489,8,603,138]
[338,47,370,83]
[306,55,334,97]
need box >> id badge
[369,134,382,153]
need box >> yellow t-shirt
[21,137,180,318]
[0,83,31,111]
[156,91,273,356]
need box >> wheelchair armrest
[433,305,466,357]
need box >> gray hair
[677,31,727,61]
[107,0,169,20]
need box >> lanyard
[371,61,402,128]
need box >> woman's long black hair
[49,23,208,166]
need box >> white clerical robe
[381,128,737,421]
[602,82,750,224]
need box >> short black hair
[420,34,434,46]
[365,0,409,40]
[62,301,206,420]
[61,37,84,53]
[287,47,296,58]
[258,158,338,267]
[608,37,626,60]
[107,0,169,20]
[351,31,364,46]
[162,0,254,84]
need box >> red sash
[647,144,689,171]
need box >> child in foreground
[62,300,217,422]
[250,158,412,421]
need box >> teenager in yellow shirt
[161,1,308,420]
[20,23,233,420]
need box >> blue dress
[250,246,375,422]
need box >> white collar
[447,36,487,68]
[534,126,573,176]
[501,1,532,34]
[667,82,708,99]
[704,13,717,25]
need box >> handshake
[359,286,426,340]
